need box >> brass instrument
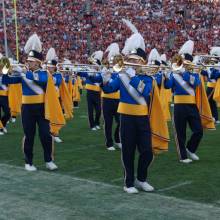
[56,63,101,74]
[0,57,11,74]
[112,54,169,75]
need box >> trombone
[56,63,101,74]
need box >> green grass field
[0,91,220,220]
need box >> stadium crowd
[0,0,220,63]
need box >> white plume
[122,18,138,34]
[122,33,145,56]
[160,54,167,62]
[210,47,220,56]
[105,43,120,61]
[46,48,58,61]
[91,50,103,61]
[179,40,194,55]
[24,34,42,54]
[148,48,161,64]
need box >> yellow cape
[8,84,22,117]
[149,81,170,154]
[45,74,66,135]
[196,76,215,130]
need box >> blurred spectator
[0,0,220,63]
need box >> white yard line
[0,162,220,220]
[67,166,101,175]
[158,181,193,192]
[111,177,123,183]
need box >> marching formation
[0,19,220,194]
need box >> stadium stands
[0,0,220,62]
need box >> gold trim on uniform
[85,84,101,92]
[0,90,8,96]
[118,102,148,115]
[22,94,45,104]
[207,82,216,88]
[101,91,120,99]
[174,95,196,104]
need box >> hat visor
[27,57,42,63]
[183,60,195,65]
[46,64,57,68]
[126,54,145,63]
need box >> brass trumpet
[112,55,169,75]
[0,57,11,74]
[56,63,101,74]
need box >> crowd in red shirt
[0,0,220,63]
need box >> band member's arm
[129,76,153,98]
[53,74,62,87]
[210,69,220,80]
[182,72,201,88]
[154,72,162,87]
[26,70,48,85]
[102,77,120,93]
[164,72,174,89]
[2,75,22,84]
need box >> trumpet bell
[0,57,11,74]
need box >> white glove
[101,71,111,84]
[125,67,136,78]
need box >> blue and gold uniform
[79,72,101,130]
[88,72,121,149]
[164,70,203,160]
[2,69,53,165]
[102,68,153,188]
[201,68,219,122]
[52,72,63,98]
[0,74,11,132]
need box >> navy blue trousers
[173,104,203,160]
[120,114,153,187]
[86,90,101,128]
[21,104,52,165]
[0,96,11,127]
[207,87,218,121]
[103,98,120,148]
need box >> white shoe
[115,143,122,149]
[180,158,193,164]
[91,127,97,131]
[54,136,63,143]
[11,118,16,123]
[25,164,37,171]
[123,186,139,194]
[46,161,58,171]
[107,146,116,151]
[0,130,4,135]
[3,127,7,133]
[135,179,154,192]
[215,120,220,124]
[186,149,199,161]
[96,125,101,130]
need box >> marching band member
[72,75,82,108]
[0,55,11,135]
[201,47,220,124]
[102,33,169,193]
[85,43,121,150]
[2,34,61,171]
[8,59,23,123]
[84,51,103,131]
[101,43,121,150]
[46,48,63,143]
[165,40,203,163]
